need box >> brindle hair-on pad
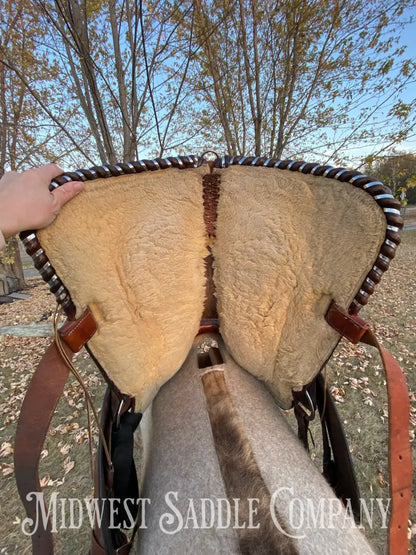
[201,368,299,554]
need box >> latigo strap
[326,302,413,555]
[14,310,97,555]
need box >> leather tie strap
[201,167,221,323]
[14,309,97,555]
[326,302,412,554]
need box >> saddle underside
[37,165,386,410]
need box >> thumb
[51,181,84,211]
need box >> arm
[0,164,84,249]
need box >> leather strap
[201,168,221,323]
[202,170,220,238]
[326,302,412,554]
[59,309,97,352]
[14,309,97,555]
[315,373,361,520]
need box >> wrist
[0,193,19,238]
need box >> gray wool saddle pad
[21,155,400,412]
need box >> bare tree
[182,0,416,163]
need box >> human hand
[0,164,84,239]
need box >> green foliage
[0,237,17,265]
[364,151,416,203]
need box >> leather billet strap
[315,373,361,520]
[14,309,97,555]
[326,302,412,555]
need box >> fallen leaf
[0,442,13,457]
[63,457,75,474]
[377,471,388,487]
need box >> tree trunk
[0,237,26,296]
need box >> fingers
[28,163,63,182]
[51,181,84,211]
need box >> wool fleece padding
[213,166,386,408]
[38,168,208,410]
[38,165,386,411]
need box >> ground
[0,230,415,554]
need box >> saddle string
[53,306,113,473]
[85,394,94,477]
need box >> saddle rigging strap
[13,310,97,554]
[325,302,412,555]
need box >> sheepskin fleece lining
[38,165,386,411]
[38,168,208,410]
[213,166,386,407]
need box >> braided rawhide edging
[20,154,402,319]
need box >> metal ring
[198,151,219,167]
